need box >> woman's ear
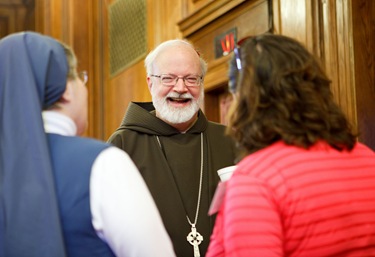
[60,80,74,102]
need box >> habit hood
[0,31,67,257]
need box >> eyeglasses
[233,47,242,70]
[233,36,253,71]
[229,36,253,93]
[78,71,88,84]
[150,74,202,87]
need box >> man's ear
[146,76,152,92]
[61,80,74,102]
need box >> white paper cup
[217,165,236,182]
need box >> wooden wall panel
[273,0,320,55]
[105,60,150,139]
[275,0,361,145]
[179,0,247,38]
[35,0,65,39]
[277,0,322,57]
[92,0,107,139]
[182,0,212,17]
[35,0,103,139]
[0,7,16,37]
[352,0,375,150]
[147,0,182,45]
[181,0,269,64]
[0,0,34,38]
[178,0,270,122]
[277,0,307,43]
[320,0,357,132]
[71,0,101,138]
[103,0,183,140]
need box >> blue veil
[0,32,67,257]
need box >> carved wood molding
[178,0,270,90]
[178,0,246,37]
[177,0,271,123]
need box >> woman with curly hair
[207,33,375,257]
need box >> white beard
[151,87,204,124]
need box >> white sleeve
[90,146,176,257]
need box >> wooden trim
[321,0,357,128]
[272,0,280,33]
[204,55,231,91]
[178,0,247,37]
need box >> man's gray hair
[144,39,208,77]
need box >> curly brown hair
[227,33,356,157]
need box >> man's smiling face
[147,44,204,125]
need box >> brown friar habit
[108,102,237,257]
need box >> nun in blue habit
[0,32,67,257]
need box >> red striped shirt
[207,141,375,257]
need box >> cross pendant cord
[155,133,204,257]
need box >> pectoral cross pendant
[186,224,203,257]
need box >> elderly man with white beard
[107,39,237,257]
